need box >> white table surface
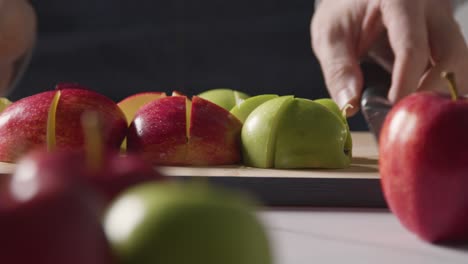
[259,208,468,264]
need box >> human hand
[311,0,468,116]
[0,0,36,95]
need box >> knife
[360,61,393,143]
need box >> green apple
[314,98,352,159]
[230,94,279,123]
[104,182,272,264]
[242,96,351,168]
[198,88,250,110]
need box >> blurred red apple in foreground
[87,151,166,202]
[380,72,468,243]
[127,95,242,165]
[0,150,114,264]
[0,83,127,162]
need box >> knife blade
[360,62,393,143]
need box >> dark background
[13,0,368,130]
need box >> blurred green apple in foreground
[104,182,272,264]
[230,94,279,123]
[198,88,250,110]
[242,96,351,169]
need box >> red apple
[0,150,115,264]
[0,84,127,162]
[127,95,242,165]
[117,91,167,124]
[86,151,166,202]
[379,72,468,242]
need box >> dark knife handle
[360,61,393,141]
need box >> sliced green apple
[242,96,351,169]
[241,96,294,168]
[274,98,350,168]
[314,98,352,159]
[230,94,279,123]
[198,89,250,111]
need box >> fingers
[418,9,468,95]
[380,0,430,103]
[311,4,363,115]
[0,0,36,62]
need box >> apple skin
[187,96,242,164]
[127,95,242,166]
[29,149,165,204]
[379,92,468,243]
[198,88,250,110]
[230,94,279,123]
[87,151,166,202]
[0,150,115,264]
[127,96,188,165]
[314,98,352,157]
[104,182,272,264]
[242,96,351,168]
[0,87,127,162]
[117,92,167,124]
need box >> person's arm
[0,0,36,96]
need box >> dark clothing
[16,0,368,130]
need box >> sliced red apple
[127,95,242,165]
[187,96,242,164]
[127,96,189,165]
[0,86,127,162]
[117,92,167,150]
[117,92,167,124]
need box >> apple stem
[46,90,62,152]
[441,71,458,100]
[82,111,103,171]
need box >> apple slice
[242,96,294,168]
[230,94,279,123]
[198,88,250,110]
[0,86,127,162]
[242,96,351,169]
[127,95,242,165]
[118,92,167,124]
[314,98,352,159]
[187,96,242,165]
[274,98,350,168]
[118,92,167,150]
[127,96,188,165]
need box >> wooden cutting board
[0,132,385,207]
